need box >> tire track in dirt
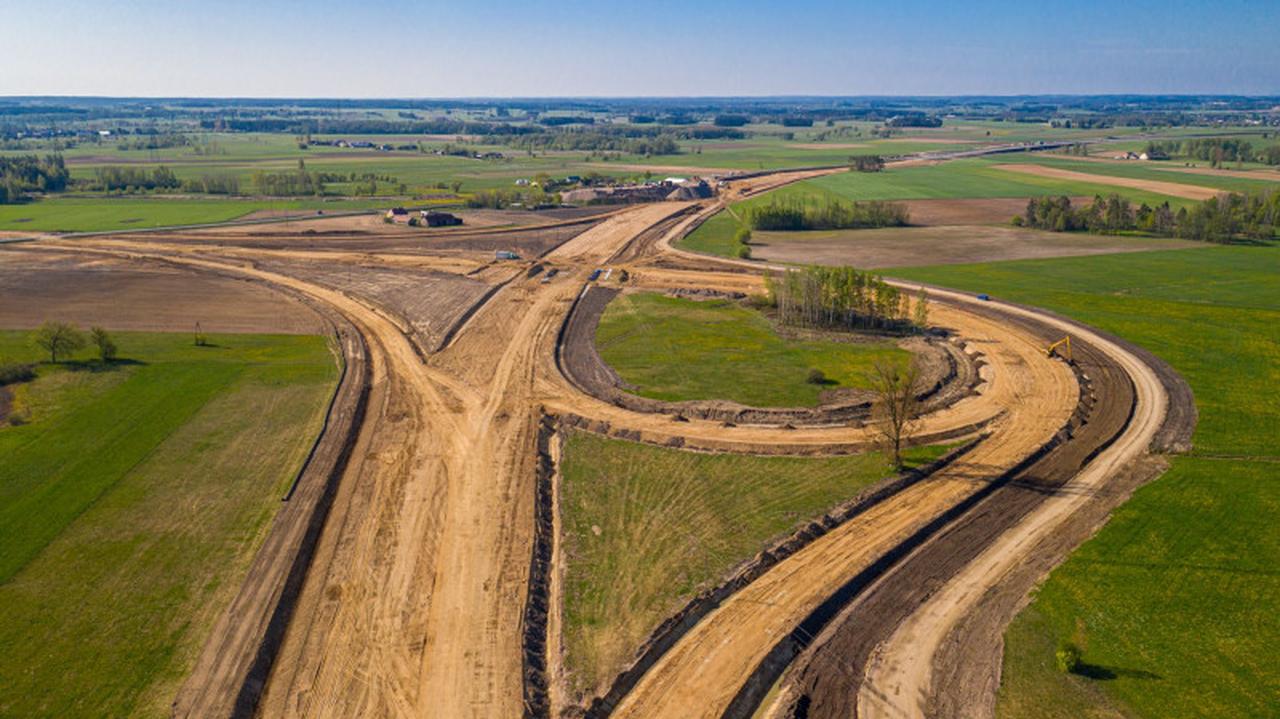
[845,291,1188,719]
[767,306,1139,719]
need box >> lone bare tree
[868,358,921,470]
[33,321,86,363]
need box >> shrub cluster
[750,198,909,231]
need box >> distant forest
[1015,191,1280,243]
[0,155,69,203]
[1146,138,1280,166]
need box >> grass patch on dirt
[595,292,908,407]
[892,246,1280,718]
[559,431,948,699]
[0,330,337,717]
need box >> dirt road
[599,293,1077,719]
[851,290,1170,719]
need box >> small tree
[734,227,752,245]
[33,321,86,363]
[806,368,827,385]
[1055,641,1082,674]
[913,287,930,330]
[736,244,752,260]
[868,358,920,469]
[90,326,117,362]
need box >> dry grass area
[750,225,1198,269]
[558,431,924,702]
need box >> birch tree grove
[765,266,916,331]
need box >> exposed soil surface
[140,217,606,259]
[750,225,1197,269]
[0,248,325,333]
[249,258,502,353]
[900,197,1086,226]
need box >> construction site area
[0,143,1208,719]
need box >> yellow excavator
[1046,335,1072,362]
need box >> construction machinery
[1046,335,1072,362]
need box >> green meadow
[595,292,908,407]
[0,331,337,717]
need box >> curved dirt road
[854,291,1168,719]
[599,296,1078,719]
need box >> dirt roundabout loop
[557,285,981,429]
[7,161,1193,719]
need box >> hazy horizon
[7,0,1279,98]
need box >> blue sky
[4,0,1278,97]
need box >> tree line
[750,197,910,231]
[1014,191,1280,243]
[115,133,191,151]
[0,154,70,203]
[1145,138,1280,167]
[89,165,181,192]
[764,265,922,332]
[506,131,680,156]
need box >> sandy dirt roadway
[34,238,486,717]
[601,299,1077,719]
[47,206,750,719]
[855,290,1169,719]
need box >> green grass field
[559,431,947,697]
[677,159,1218,260]
[993,154,1280,194]
[0,330,337,717]
[892,246,1280,718]
[805,159,1207,204]
[595,292,908,407]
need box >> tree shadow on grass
[1075,663,1163,681]
[59,358,148,373]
